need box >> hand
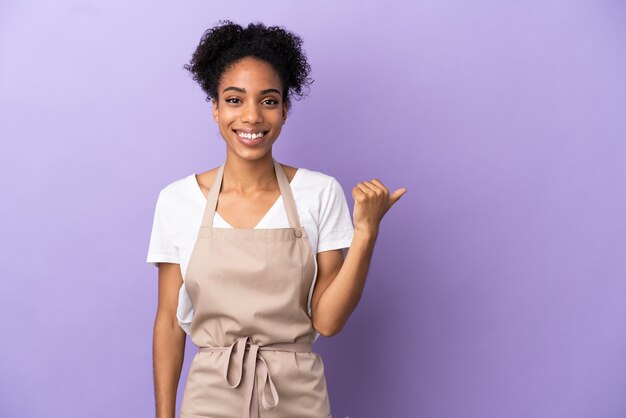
[352,178,407,235]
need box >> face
[212,57,289,161]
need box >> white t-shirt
[146,167,354,341]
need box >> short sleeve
[317,178,354,253]
[146,191,179,267]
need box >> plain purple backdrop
[1,1,625,417]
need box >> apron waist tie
[199,336,313,418]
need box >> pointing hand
[352,178,407,235]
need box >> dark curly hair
[183,20,313,113]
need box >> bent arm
[153,262,187,418]
[311,229,377,337]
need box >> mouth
[233,129,269,146]
[233,129,269,138]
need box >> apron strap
[201,162,224,228]
[272,158,304,233]
[200,157,305,235]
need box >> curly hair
[183,20,313,111]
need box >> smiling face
[212,57,289,161]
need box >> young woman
[147,20,406,418]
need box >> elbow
[312,319,344,337]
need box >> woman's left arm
[311,178,407,337]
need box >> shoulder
[292,167,351,217]
[157,173,198,206]
[294,166,343,192]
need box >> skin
[153,56,407,418]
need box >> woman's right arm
[153,262,187,418]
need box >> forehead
[219,57,282,92]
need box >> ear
[212,98,219,123]
[282,101,289,123]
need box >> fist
[352,178,407,234]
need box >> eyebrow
[222,87,281,95]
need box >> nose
[241,101,263,124]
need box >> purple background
[1,1,625,417]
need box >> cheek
[266,109,284,122]
[216,110,236,126]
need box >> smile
[235,130,268,139]
[233,130,269,146]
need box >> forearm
[313,228,378,336]
[153,315,186,418]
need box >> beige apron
[179,158,333,418]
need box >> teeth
[238,131,265,140]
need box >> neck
[222,153,277,194]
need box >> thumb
[389,188,408,205]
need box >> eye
[225,98,241,104]
[263,99,279,105]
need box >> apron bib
[179,158,333,418]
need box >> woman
[147,20,406,418]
